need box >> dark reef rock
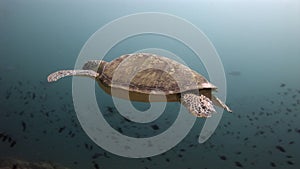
[0,158,70,169]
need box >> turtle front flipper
[211,95,232,112]
[181,93,216,118]
[47,70,99,82]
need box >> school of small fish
[0,73,299,169]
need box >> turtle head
[82,60,107,72]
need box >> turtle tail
[47,70,99,82]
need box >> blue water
[0,0,299,169]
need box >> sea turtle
[47,53,232,117]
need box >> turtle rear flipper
[47,70,99,82]
[211,95,232,112]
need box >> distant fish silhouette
[93,162,100,169]
[32,93,36,100]
[151,124,159,130]
[84,143,89,150]
[234,161,243,168]
[92,153,102,159]
[2,135,7,142]
[275,145,286,152]
[21,121,26,132]
[270,162,276,167]
[0,133,17,148]
[10,140,16,147]
[219,155,227,160]
[106,106,114,113]
[58,126,66,133]
[227,71,241,76]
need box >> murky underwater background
[0,0,299,169]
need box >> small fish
[106,106,114,113]
[280,83,286,87]
[270,162,276,167]
[2,135,7,142]
[234,161,243,168]
[275,145,286,153]
[8,136,12,143]
[219,155,227,160]
[92,153,102,159]
[151,125,159,130]
[10,141,16,147]
[5,91,11,100]
[84,143,89,149]
[58,126,66,133]
[235,152,242,155]
[21,121,26,132]
[93,162,100,169]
